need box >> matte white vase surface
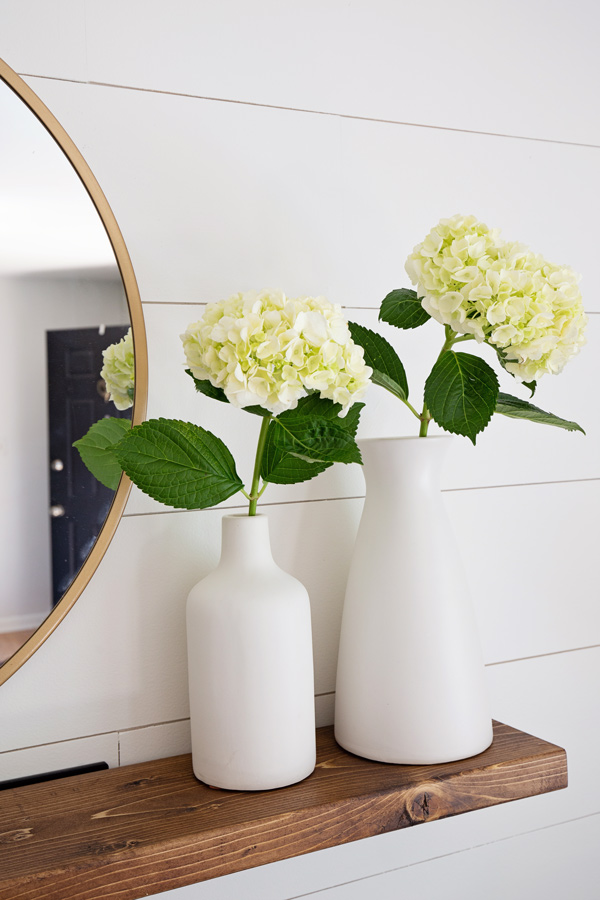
[335,436,493,765]
[186,514,316,790]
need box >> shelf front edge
[0,721,568,900]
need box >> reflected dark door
[47,327,131,606]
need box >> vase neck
[218,514,275,569]
[358,436,451,499]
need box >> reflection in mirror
[0,77,133,668]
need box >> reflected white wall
[0,270,127,630]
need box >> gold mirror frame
[0,58,148,686]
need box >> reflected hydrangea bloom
[101,327,134,410]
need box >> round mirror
[0,59,147,684]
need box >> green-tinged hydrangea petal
[180,290,373,416]
[405,214,587,382]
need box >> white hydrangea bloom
[101,327,134,410]
[405,215,587,380]
[181,289,372,415]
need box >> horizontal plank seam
[142,300,210,305]
[20,72,600,150]
[284,809,600,900]
[122,477,600,520]
[0,719,189,756]
[4,637,598,757]
[487,643,600,667]
[138,303,600,316]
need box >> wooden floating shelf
[0,722,567,900]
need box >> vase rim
[222,512,267,519]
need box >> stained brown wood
[0,721,567,900]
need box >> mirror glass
[0,75,136,671]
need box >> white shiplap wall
[1,2,599,897]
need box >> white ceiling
[0,80,118,277]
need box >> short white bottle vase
[335,436,493,764]
[186,514,316,790]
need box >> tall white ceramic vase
[335,436,493,764]
[186,514,316,790]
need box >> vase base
[193,761,316,792]
[334,725,494,766]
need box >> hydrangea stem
[419,402,431,437]
[248,415,272,516]
[418,327,474,437]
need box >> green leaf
[330,400,363,439]
[114,418,244,509]
[278,394,364,436]
[261,395,364,484]
[73,417,131,490]
[272,416,362,464]
[379,288,431,330]
[186,369,229,403]
[495,393,585,434]
[242,404,273,417]
[261,442,331,485]
[522,380,537,398]
[424,352,499,444]
[348,321,409,401]
[185,369,271,417]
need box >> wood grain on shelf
[0,722,567,900]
